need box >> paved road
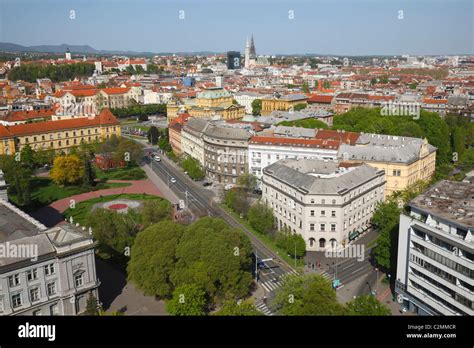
[125,137,298,304]
[147,153,296,289]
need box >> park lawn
[63,193,169,225]
[9,177,131,211]
[219,204,305,269]
[95,165,147,181]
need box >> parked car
[202,181,212,187]
[252,188,262,195]
[224,184,236,191]
[154,156,161,162]
[170,177,177,183]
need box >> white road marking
[351,266,365,274]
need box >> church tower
[244,35,257,69]
[65,48,72,60]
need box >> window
[74,274,84,287]
[321,210,326,216]
[331,224,336,232]
[44,264,55,276]
[27,269,38,282]
[47,282,57,296]
[30,288,40,302]
[0,297,4,312]
[331,211,336,217]
[310,210,315,216]
[11,293,22,308]
[50,304,59,316]
[320,224,326,231]
[332,199,336,204]
[310,223,315,231]
[321,199,326,204]
[8,274,20,287]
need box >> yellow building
[167,88,245,123]
[339,135,437,197]
[0,108,121,155]
[261,94,308,115]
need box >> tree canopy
[166,284,208,316]
[274,274,346,315]
[128,217,254,305]
[346,295,391,316]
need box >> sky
[0,0,473,55]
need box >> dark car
[252,188,262,195]
[202,181,212,187]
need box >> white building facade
[396,180,473,316]
[262,159,385,251]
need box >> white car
[154,156,161,162]
[170,177,177,184]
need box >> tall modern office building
[396,180,473,316]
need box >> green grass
[219,204,305,269]
[9,177,131,212]
[63,193,168,225]
[95,165,147,181]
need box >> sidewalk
[141,163,180,204]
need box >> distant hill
[0,42,219,57]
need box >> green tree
[166,284,207,316]
[251,99,262,116]
[452,126,466,159]
[237,173,257,192]
[214,300,261,316]
[84,292,100,316]
[181,157,205,180]
[170,217,253,301]
[20,145,36,170]
[224,188,250,217]
[140,199,171,228]
[147,126,160,145]
[346,295,391,316]
[293,103,307,111]
[274,275,346,315]
[114,138,143,166]
[371,201,401,271]
[127,220,186,298]
[301,81,310,93]
[247,202,274,235]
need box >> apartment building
[0,200,100,316]
[396,180,473,316]
[203,123,253,184]
[0,108,121,155]
[181,117,210,165]
[248,126,340,181]
[234,92,271,114]
[338,133,437,197]
[262,159,386,251]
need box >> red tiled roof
[250,136,340,149]
[2,108,56,122]
[101,87,130,95]
[306,94,334,104]
[54,89,98,98]
[315,129,360,145]
[0,109,119,138]
[423,98,447,104]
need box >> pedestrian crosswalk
[255,299,274,316]
[260,269,301,293]
[320,271,332,280]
